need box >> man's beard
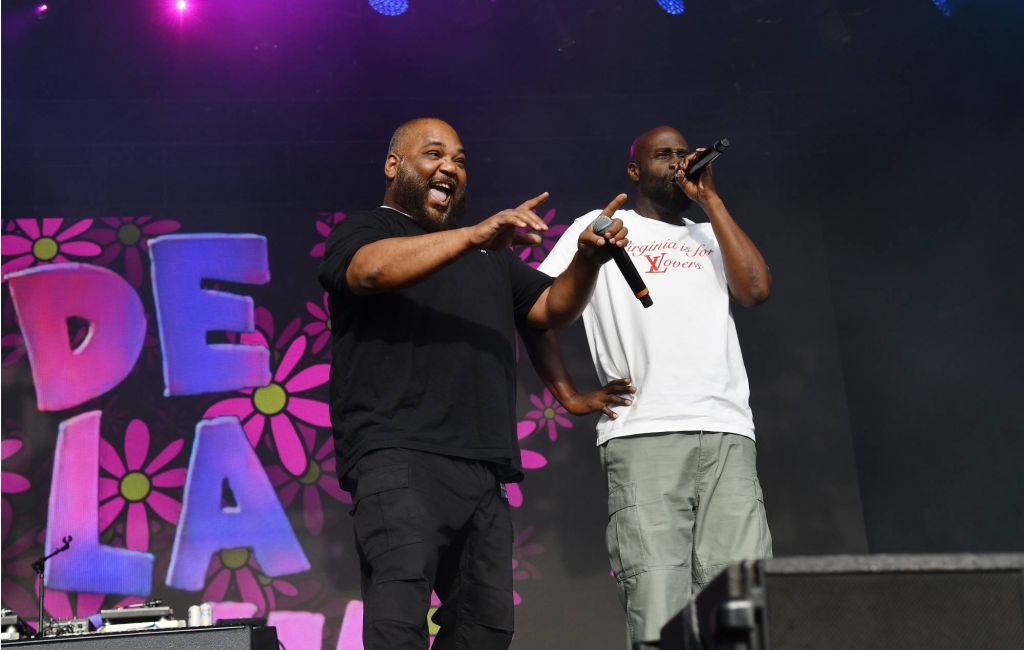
[392,164,467,232]
[642,173,693,212]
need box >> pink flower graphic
[97,419,186,551]
[2,297,26,366]
[1,527,44,625]
[303,293,332,355]
[1,328,24,365]
[88,216,181,287]
[310,211,346,258]
[505,421,548,508]
[202,548,298,616]
[1,218,103,276]
[525,389,573,441]
[204,308,330,477]
[516,208,567,269]
[266,423,350,536]
[512,526,544,606]
[2,437,31,537]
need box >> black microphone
[591,215,653,308]
[683,138,729,181]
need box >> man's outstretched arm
[344,193,552,295]
[526,193,629,329]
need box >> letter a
[166,416,309,591]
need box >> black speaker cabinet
[661,554,1024,650]
[3,624,278,650]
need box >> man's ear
[627,161,640,183]
[384,153,401,180]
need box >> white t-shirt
[537,209,755,446]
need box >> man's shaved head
[628,125,686,163]
[388,117,457,156]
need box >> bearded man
[525,126,774,649]
[318,117,628,650]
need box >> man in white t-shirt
[524,126,773,649]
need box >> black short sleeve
[318,209,405,296]
[505,251,556,327]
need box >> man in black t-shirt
[318,117,628,650]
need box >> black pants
[347,448,515,650]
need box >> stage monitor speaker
[2,624,278,650]
[661,553,1024,650]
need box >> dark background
[3,0,1022,647]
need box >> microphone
[591,215,653,308]
[683,138,729,181]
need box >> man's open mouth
[428,179,455,207]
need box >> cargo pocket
[754,477,773,558]
[606,481,645,580]
[352,464,423,562]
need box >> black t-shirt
[318,207,555,486]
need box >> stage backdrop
[3,1,1021,648]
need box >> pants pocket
[352,464,423,562]
[606,481,644,580]
[755,477,773,558]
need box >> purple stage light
[369,0,409,17]
[36,3,48,15]
[657,0,685,14]
[175,0,188,12]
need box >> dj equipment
[661,553,1024,650]
[1,609,35,641]
[101,603,173,622]
[98,602,183,634]
[2,624,278,650]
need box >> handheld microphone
[592,215,653,308]
[683,138,729,181]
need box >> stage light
[369,0,409,17]
[931,0,951,16]
[175,0,188,12]
[36,3,48,15]
[657,0,685,15]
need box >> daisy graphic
[1,436,31,537]
[2,297,26,366]
[512,525,544,605]
[202,548,298,616]
[88,216,181,288]
[516,207,567,269]
[266,423,350,536]
[97,419,186,551]
[302,293,332,355]
[204,308,330,477]
[1,218,103,276]
[525,388,573,441]
[504,421,547,508]
[309,211,346,258]
[1,527,43,625]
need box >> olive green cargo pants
[599,431,772,648]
